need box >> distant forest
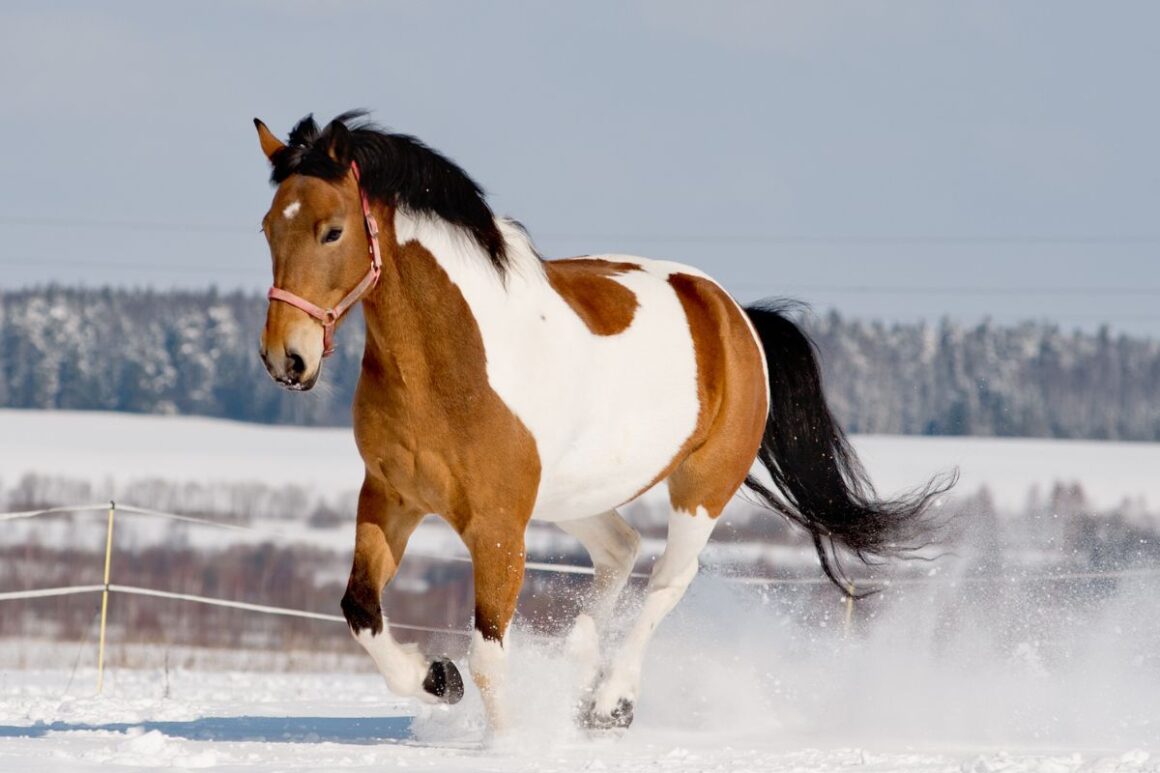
[1,286,1157,440]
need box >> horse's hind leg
[557,510,641,690]
[341,476,464,705]
[581,503,718,729]
[579,273,765,729]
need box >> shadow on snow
[0,715,415,744]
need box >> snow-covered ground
[2,669,1153,773]
[2,408,1158,512]
[0,409,365,497]
[2,569,1158,772]
[2,409,1159,770]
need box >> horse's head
[255,117,381,391]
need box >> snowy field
[2,572,1159,772]
[3,408,1159,511]
[1,409,1159,770]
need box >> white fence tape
[114,504,253,531]
[3,495,1158,704]
[0,503,111,522]
[0,584,105,602]
[0,501,657,581]
[0,583,466,636]
[3,498,1160,688]
[107,584,464,636]
[3,501,1159,602]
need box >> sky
[0,1,1157,333]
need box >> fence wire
[2,501,1159,636]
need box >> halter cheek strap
[266,161,383,357]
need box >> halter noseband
[266,161,383,357]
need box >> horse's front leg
[340,476,464,705]
[462,519,528,734]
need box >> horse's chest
[354,361,540,524]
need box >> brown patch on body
[544,258,641,335]
[347,207,539,642]
[648,274,768,517]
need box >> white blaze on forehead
[282,200,301,220]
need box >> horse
[254,111,951,733]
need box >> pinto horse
[255,112,950,732]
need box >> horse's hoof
[422,658,465,704]
[578,697,634,731]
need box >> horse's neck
[359,210,540,384]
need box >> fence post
[96,500,116,694]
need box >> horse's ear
[254,118,285,162]
[324,120,353,167]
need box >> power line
[4,256,1157,296]
[0,215,255,235]
[540,233,1160,246]
[0,257,1158,304]
[0,257,264,275]
[775,285,1160,297]
[2,214,1159,246]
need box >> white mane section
[393,210,546,287]
[495,218,549,282]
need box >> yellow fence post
[96,500,116,694]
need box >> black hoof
[422,658,465,705]
[578,697,634,731]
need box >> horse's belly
[529,432,684,522]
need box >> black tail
[743,301,956,595]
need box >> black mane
[269,111,507,273]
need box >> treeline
[1,286,1158,439]
[811,312,1160,440]
[0,286,360,425]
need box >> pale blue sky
[1,1,1157,332]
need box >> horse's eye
[322,227,343,244]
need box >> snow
[856,434,1160,512]
[2,409,1160,769]
[0,409,364,495]
[3,409,1159,513]
[2,577,1159,772]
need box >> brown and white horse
[255,112,950,733]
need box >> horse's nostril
[285,351,307,380]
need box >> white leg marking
[558,510,641,626]
[559,511,641,696]
[469,629,511,734]
[592,506,717,717]
[281,200,301,219]
[564,613,601,693]
[353,623,435,702]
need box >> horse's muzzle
[260,346,318,391]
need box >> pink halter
[267,161,383,357]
